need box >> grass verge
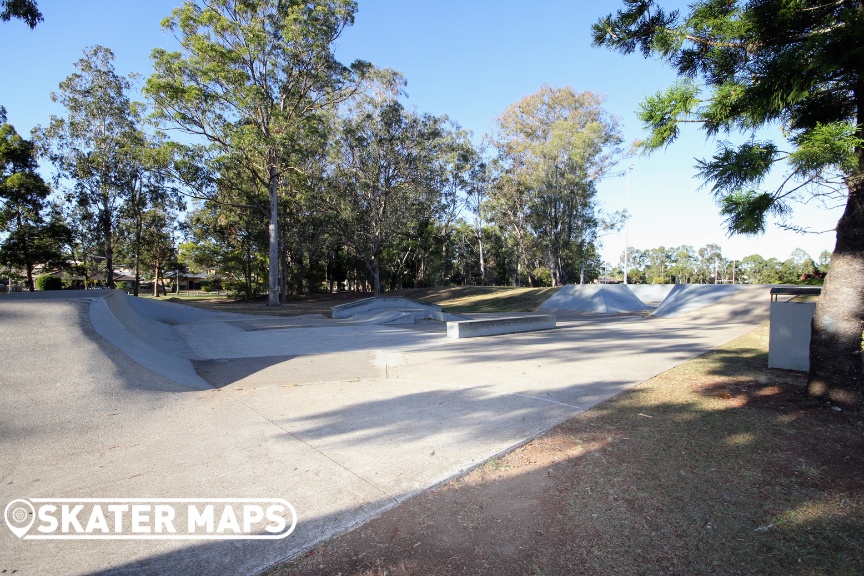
[163,286,561,317]
[267,322,864,576]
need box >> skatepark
[1,284,776,575]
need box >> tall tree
[0,119,65,290]
[39,46,140,289]
[594,1,864,404]
[491,86,622,286]
[330,71,447,295]
[146,0,365,306]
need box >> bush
[35,274,63,290]
[201,284,213,293]
[116,281,130,291]
[530,267,553,287]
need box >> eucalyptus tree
[464,151,490,283]
[146,0,365,306]
[39,46,140,289]
[0,119,66,290]
[594,1,864,403]
[486,165,531,286]
[490,85,622,286]
[330,70,448,295]
[115,135,183,296]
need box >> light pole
[623,164,634,285]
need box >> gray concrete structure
[331,297,465,323]
[446,314,556,338]
[1,287,770,576]
[627,284,676,307]
[539,284,652,314]
[650,284,744,317]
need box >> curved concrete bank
[651,284,745,317]
[89,291,212,390]
[539,284,652,314]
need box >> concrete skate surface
[1,287,770,575]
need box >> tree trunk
[133,181,141,297]
[134,213,141,297]
[807,176,864,406]
[478,234,486,285]
[16,211,35,292]
[267,162,281,306]
[371,252,382,296]
[103,189,115,289]
[153,262,160,297]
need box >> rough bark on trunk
[267,162,281,306]
[807,177,864,406]
[371,252,381,296]
[133,213,141,297]
[103,190,115,289]
[153,263,160,297]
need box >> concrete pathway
[1,288,771,575]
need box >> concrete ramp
[539,284,652,314]
[89,291,232,389]
[651,284,746,318]
[331,297,467,323]
[627,284,676,307]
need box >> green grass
[138,292,229,301]
[399,286,561,313]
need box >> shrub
[116,281,130,291]
[530,267,553,287]
[35,274,63,290]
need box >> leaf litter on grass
[268,322,864,576]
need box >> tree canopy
[1,0,42,28]
[593,0,864,405]
[145,0,365,305]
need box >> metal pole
[624,164,633,285]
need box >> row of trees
[5,0,863,403]
[618,244,829,285]
[3,1,626,299]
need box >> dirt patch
[164,292,370,317]
[266,323,864,576]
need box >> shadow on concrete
[193,356,297,388]
[82,361,864,576]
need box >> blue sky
[0,0,842,265]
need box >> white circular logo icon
[4,499,35,538]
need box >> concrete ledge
[446,315,556,339]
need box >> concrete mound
[331,296,467,323]
[650,284,745,318]
[539,284,652,314]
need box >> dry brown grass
[267,323,864,576]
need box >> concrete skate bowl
[89,290,247,390]
[650,284,772,324]
[538,284,653,314]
